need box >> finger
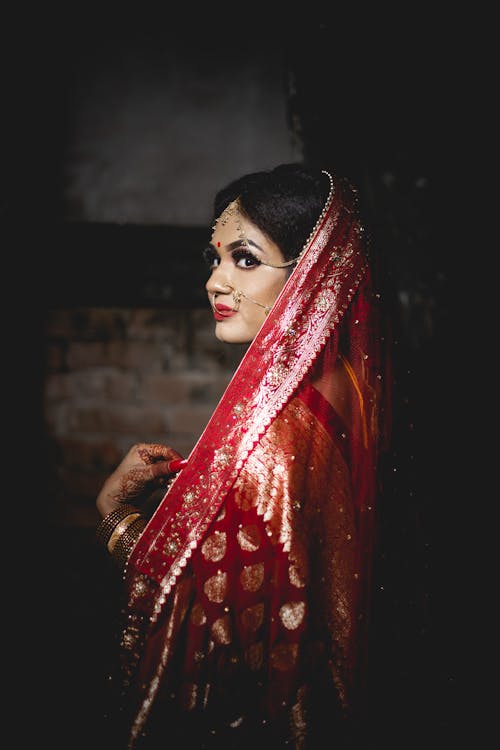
[137,444,181,465]
[116,463,174,498]
[148,461,174,480]
[167,458,188,472]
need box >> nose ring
[211,287,240,312]
[232,290,241,311]
[211,287,267,314]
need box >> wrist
[107,512,141,553]
[95,504,147,573]
[110,516,147,571]
[96,496,122,519]
[95,504,139,549]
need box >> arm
[95,442,185,569]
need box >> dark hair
[212,163,330,261]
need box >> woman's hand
[96,443,184,518]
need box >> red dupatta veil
[121,172,391,744]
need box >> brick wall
[44,306,246,526]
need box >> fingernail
[168,458,188,472]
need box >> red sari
[112,176,391,748]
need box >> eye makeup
[202,245,262,270]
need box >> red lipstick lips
[213,301,237,320]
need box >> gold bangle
[107,512,141,553]
[96,504,138,548]
[111,516,147,570]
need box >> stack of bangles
[96,504,147,571]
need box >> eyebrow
[208,238,265,254]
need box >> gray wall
[2,15,305,225]
[62,28,301,225]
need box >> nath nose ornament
[211,286,270,315]
[211,286,240,312]
[232,290,242,311]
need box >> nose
[205,261,233,296]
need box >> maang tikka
[211,199,298,269]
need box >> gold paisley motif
[237,524,261,552]
[290,684,309,742]
[270,643,298,671]
[241,602,264,631]
[203,570,227,603]
[245,641,263,671]
[232,396,318,561]
[216,504,226,521]
[288,563,307,588]
[190,602,207,626]
[201,530,227,562]
[211,615,232,645]
[240,562,264,592]
[233,484,253,511]
[279,601,306,630]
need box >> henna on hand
[96,442,184,518]
[113,463,171,503]
[137,444,173,465]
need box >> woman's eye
[202,247,220,269]
[232,249,261,268]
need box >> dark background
[3,9,465,748]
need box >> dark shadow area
[36,223,210,308]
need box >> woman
[96,163,393,748]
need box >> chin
[214,324,253,345]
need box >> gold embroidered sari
[112,175,392,748]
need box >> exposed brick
[45,308,132,340]
[66,369,137,401]
[141,370,227,405]
[119,341,165,370]
[141,372,190,403]
[44,309,78,338]
[169,405,214,436]
[57,437,123,471]
[163,437,197,459]
[188,371,232,404]
[128,309,182,341]
[67,340,163,370]
[43,305,246,525]
[45,372,72,401]
[46,343,66,372]
[67,342,109,369]
[44,402,71,434]
[80,308,132,340]
[73,404,168,435]
[59,467,106,498]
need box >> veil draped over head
[116,172,392,747]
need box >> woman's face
[205,206,288,344]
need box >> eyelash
[232,249,261,268]
[202,246,261,270]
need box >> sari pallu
[116,176,391,747]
